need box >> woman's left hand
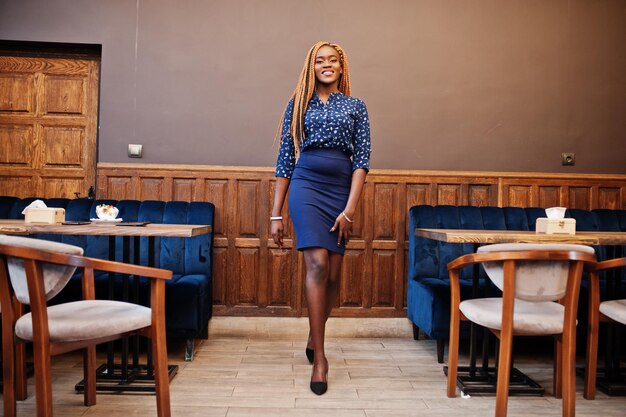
[330,212,352,246]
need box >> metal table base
[444,365,544,396]
[75,363,178,393]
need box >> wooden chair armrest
[593,257,626,272]
[0,243,172,281]
[447,250,596,271]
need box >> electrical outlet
[561,153,575,166]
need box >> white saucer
[90,218,123,223]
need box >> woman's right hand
[271,219,284,247]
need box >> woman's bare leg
[306,251,343,348]
[304,248,331,384]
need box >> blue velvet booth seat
[407,205,626,363]
[0,197,215,361]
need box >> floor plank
[2,331,625,417]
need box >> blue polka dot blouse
[275,91,371,179]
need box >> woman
[271,41,371,395]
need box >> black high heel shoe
[310,362,328,395]
[310,379,327,396]
[305,347,314,364]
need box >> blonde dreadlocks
[276,41,352,158]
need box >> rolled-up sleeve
[275,100,296,178]
[351,99,371,172]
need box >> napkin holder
[24,208,65,224]
[536,217,576,235]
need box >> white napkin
[545,207,566,219]
[21,199,47,215]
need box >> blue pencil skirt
[289,148,352,254]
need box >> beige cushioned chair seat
[599,300,626,325]
[15,300,151,342]
[460,297,566,335]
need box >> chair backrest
[477,243,596,302]
[0,234,83,304]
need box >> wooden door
[0,55,99,198]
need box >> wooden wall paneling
[105,176,133,200]
[43,74,86,115]
[569,187,592,210]
[0,125,32,165]
[395,183,407,312]
[505,184,533,207]
[436,184,462,205]
[371,249,396,308]
[236,246,259,306]
[139,177,166,200]
[207,179,229,309]
[265,179,299,314]
[257,178,270,310]
[0,176,32,197]
[233,179,261,309]
[203,179,228,237]
[468,184,497,206]
[41,177,83,198]
[339,250,365,310]
[0,72,35,112]
[406,183,431,209]
[372,182,397,240]
[350,196,365,239]
[268,178,295,242]
[538,186,561,208]
[598,187,621,210]
[268,248,293,307]
[42,126,84,167]
[172,177,195,201]
[212,246,228,306]
[95,164,626,318]
[296,251,306,316]
[0,57,99,198]
[236,180,260,236]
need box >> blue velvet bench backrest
[410,205,626,283]
[135,200,214,275]
[0,197,215,277]
[409,205,545,283]
[0,196,20,218]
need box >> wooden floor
[2,319,626,417]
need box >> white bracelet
[270,216,283,221]
[341,211,354,223]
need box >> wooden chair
[446,243,596,417]
[0,234,172,417]
[584,256,626,400]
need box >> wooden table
[415,228,626,245]
[0,219,211,237]
[0,219,212,393]
[414,228,626,396]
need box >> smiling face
[314,45,342,88]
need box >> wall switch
[128,144,143,158]
[561,152,575,166]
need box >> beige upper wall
[1,0,624,173]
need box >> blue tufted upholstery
[0,197,215,358]
[408,205,626,361]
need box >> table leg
[75,234,177,393]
